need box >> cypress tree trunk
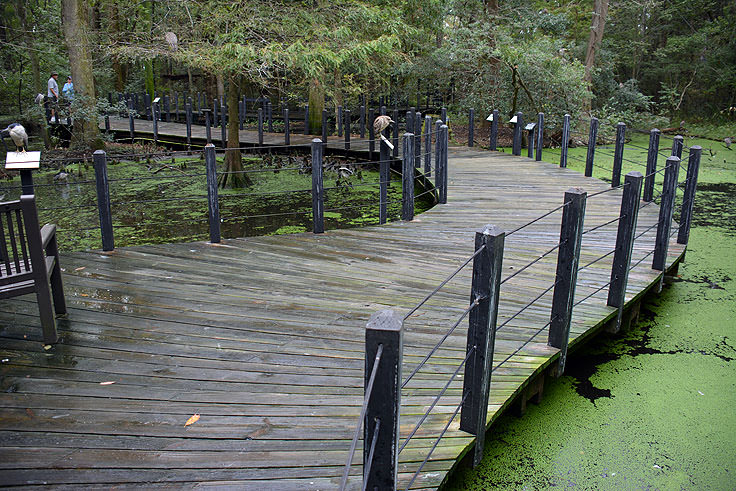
[221,74,251,188]
[61,0,103,149]
[308,77,324,134]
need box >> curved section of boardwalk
[0,147,683,489]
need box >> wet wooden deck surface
[0,141,684,489]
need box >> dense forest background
[1,0,734,148]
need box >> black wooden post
[93,150,114,252]
[304,104,309,135]
[321,109,328,149]
[424,114,432,177]
[360,105,366,139]
[548,187,587,376]
[671,135,684,158]
[368,108,375,160]
[257,108,264,145]
[644,129,661,202]
[164,94,171,122]
[441,107,447,124]
[652,156,680,288]
[527,124,535,159]
[607,171,643,332]
[468,108,475,147]
[197,93,203,118]
[220,103,227,149]
[439,124,449,204]
[185,102,192,152]
[213,98,219,128]
[174,92,179,122]
[585,117,599,177]
[144,93,152,120]
[152,99,159,145]
[435,119,442,200]
[392,108,400,159]
[414,111,422,169]
[267,101,273,132]
[283,108,290,145]
[204,144,221,244]
[402,133,415,221]
[536,112,544,161]
[311,139,325,234]
[379,129,390,224]
[560,114,571,168]
[364,309,402,491]
[104,114,110,133]
[128,100,135,143]
[344,109,351,150]
[512,112,523,156]
[490,109,499,151]
[337,105,343,137]
[460,224,504,467]
[677,146,702,245]
[612,122,626,187]
[203,109,212,144]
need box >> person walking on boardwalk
[47,71,59,122]
[62,76,74,100]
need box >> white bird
[1,123,28,152]
[373,115,394,149]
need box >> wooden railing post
[644,128,661,202]
[204,144,221,244]
[284,108,290,145]
[468,108,475,147]
[435,120,443,202]
[364,310,402,491]
[490,109,499,151]
[671,135,684,158]
[439,124,449,204]
[607,171,643,332]
[164,94,171,122]
[174,92,179,122]
[204,109,212,144]
[144,93,152,120]
[267,100,274,132]
[512,112,523,156]
[559,114,571,168]
[185,101,192,152]
[379,128,391,225]
[93,150,114,251]
[424,114,432,176]
[549,188,587,375]
[612,122,626,187]
[527,124,535,159]
[536,112,544,161]
[152,99,159,145]
[414,111,422,169]
[677,146,702,245]
[311,139,325,234]
[337,105,343,137]
[344,109,351,150]
[304,104,309,135]
[652,156,680,288]
[368,108,375,160]
[213,98,220,128]
[402,133,415,221]
[128,100,135,143]
[220,101,227,148]
[257,108,264,145]
[238,100,244,130]
[441,107,447,124]
[585,117,599,177]
[460,224,504,467]
[360,105,366,139]
[393,109,400,159]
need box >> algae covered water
[445,133,736,490]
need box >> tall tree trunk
[584,0,609,85]
[308,77,324,134]
[61,0,102,149]
[221,74,251,188]
[216,74,225,100]
[109,2,126,91]
[16,0,41,94]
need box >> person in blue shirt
[62,76,74,100]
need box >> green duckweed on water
[445,131,736,490]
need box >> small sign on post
[6,151,41,195]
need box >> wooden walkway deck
[0,141,683,489]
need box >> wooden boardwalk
[0,140,684,489]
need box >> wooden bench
[0,195,66,344]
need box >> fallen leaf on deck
[184,414,200,426]
[80,293,89,297]
[74,267,86,271]
[43,345,52,351]
[100,381,116,385]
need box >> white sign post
[5,151,41,194]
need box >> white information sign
[5,151,41,170]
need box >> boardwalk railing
[341,141,701,489]
[1,125,449,252]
